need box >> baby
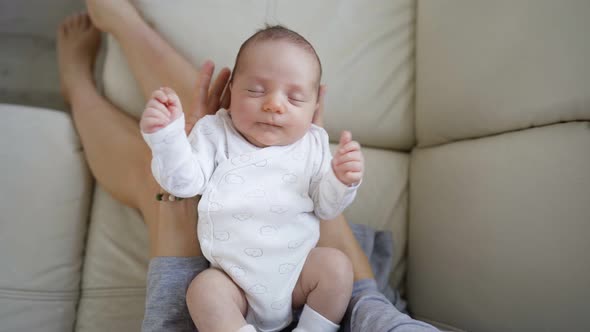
[141,26,364,332]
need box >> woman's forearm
[154,196,202,257]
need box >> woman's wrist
[156,192,184,201]
[154,194,202,257]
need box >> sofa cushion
[75,186,149,332]
[408,122,590,331]
[104,0,416,150]
[415,0,590,147]
[0,104,92,332]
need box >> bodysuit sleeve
[141,114,218,197]
[309,128,360,220]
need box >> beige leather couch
[2,1,589,331]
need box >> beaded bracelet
[156,193,185,201]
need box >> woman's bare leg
[57,12,203,258]
[318,215,375,281]
[58,12,158,254]
[85,0,199,111]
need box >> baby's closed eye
[288,96,308,106]
[289,96,305,102]
[246,88,264,96]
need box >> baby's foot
[57,12,101,105]
[86,0,142,33]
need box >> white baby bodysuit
[142,109,358,331]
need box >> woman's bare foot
[57,12,101,105]
[86,0,142,34]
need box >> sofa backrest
[409,1,590,331]
[415,0,590,148]
[104,0,416,151]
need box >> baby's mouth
[258,122,282,128]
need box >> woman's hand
[184,60,231,135]
[312,85,327,127]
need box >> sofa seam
[80,287,146,298]
[415,119,590,150]
[0,288,79,301]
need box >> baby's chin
[248,132,299,147]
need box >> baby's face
[229,39,320,147]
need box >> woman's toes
[56,13,101,105]
[61,19,71,35]
[82,14,90,29]
[76,12,84,27]
[64,16,74,31]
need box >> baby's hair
[230,24,322,86]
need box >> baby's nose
[262,97,285,114]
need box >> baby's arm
[141,88,214,197]
[310,129,363,220]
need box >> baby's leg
[292,247,354,331]
[186,268,250,332]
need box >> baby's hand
[332,131,364,186]
[140,87,184,134]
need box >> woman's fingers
[207,67,231,113]
[184,60,215,134]
[194,60,215,114]
[312,84,326,127]
[220,81,231,110]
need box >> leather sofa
[2,1,589,331]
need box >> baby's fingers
[150,89,169,105]
[342,171,363,185]
[336,160,363,173]
[338,130,352,148]
[144,107,170,123]
[332,150,363,167]
[337,140,361,155]
[161,87,181,106]
[146,99,171,118]
[140,114,168,134]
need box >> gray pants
[142,257,439,332]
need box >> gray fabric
[348,222,407,313]
[142,224,436,331]
[142,257,209,332]
[342,279,439,332]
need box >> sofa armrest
[0,104,93,332]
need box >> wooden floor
[0,0,102,111]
